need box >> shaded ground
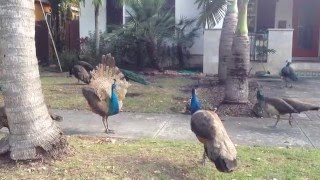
[0,136,319,179]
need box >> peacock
[69,59,94,77]
[0,106,63,130]
[70,65,91,84]
[190,88,237,172]
[280,61,298,88]
[256,90,319,127]
[82,54,130,134]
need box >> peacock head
[285,60,291,67]
[112,79,117,90]
[256,90,264,101]
[192,88,196,96]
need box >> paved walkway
[1,78,320,148]
[2,109,319,148]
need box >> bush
[78,0,199,70]
[58,50,78,72]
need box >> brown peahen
[257,90,319,127]
[190,88,237,172]
[70,65,91,84]
[0,106,63,130]
[82,54,130,134]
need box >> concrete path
[2,109,319,148]
[1,78,320,148]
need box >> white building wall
[251,29,294,75]
[274,0,293,28]
[175,0,203,55]
[79,0,107,38]
[203,29,221,74]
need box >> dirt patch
[126,93,142,97]
[188,77,259,117]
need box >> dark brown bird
[257,90,298,127]
[0,106,63,130]
[70,65,91,84]
[82,54,130,134]
[190,89,237,172]
[257,90,319,127]
[75,60,94,72]
[282,98,320,113]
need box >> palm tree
[218,0,238,83]
[195,0,239,83]
[93,0,103,57]
[224,0,250,103]
[195,0,228,28]
[0,0,64,160]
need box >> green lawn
[0,137,319,179]
[0,75,198,113]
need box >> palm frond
[195,0,229,28]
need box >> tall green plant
[110,0,175,69]
[175,18,200,68]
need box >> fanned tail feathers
[89,54,130,109]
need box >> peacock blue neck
[256,90,265,101]
[191,89,201,114]
[109,83,120,116]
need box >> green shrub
[58,50,78,72]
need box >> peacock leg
[285,79,288,88]
[273,115,280,127]
[105,116,115,134]
[288,114,293,127]
[201,145,207,166]
[102,116,108,131]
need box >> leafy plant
[58,50,78,71]
[195,0,228,28]
[175,17,200,68]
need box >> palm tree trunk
[218,0,238,83]
[95,5,100,57]
[0,0,64,160]
[224,0,250,103]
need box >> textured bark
[224,36,250,103]
[95,5,100,57]
[0,0,63,160]
[218,0,238,83]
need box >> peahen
[256,90,319,127]
[82,54,130,134]
[190,88,237,172]
[280,61,298,88]
[70,65,91,84]
[0,106,63,130]
[69,59,94,76]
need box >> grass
[0,136,319,179]
[0,74,198,113]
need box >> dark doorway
[256,0,276,32]
[107,0,123,33]
[35,20,49,65]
